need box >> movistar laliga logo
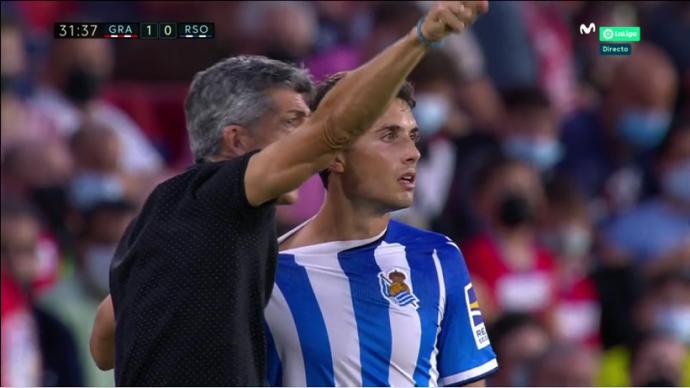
[579,22,596,35]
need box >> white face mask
[560,225,593,259]
[655,305,690,345]
[504,135,564,171]
[413,93,450,138]
[544,224,592,260]
[83,244,116,296]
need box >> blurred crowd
[1,1,689,387]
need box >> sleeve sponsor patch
[464,283,490,349]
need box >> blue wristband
[416,17,443,49]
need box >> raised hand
[420,1,489,43]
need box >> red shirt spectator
[1,271,42,387]
[554,273,601,347]
[463,233,558,321]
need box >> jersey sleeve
[435,240,498,386]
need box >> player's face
[252,87,311,204]
[339,99,421,212]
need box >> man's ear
[220,125,252,157]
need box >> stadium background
[1,1,689,386]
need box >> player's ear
[220,125,252,157]
[329,152,346,174]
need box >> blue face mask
[656,305,690,345]
[617,109,672,148]
[69,173,125,209]
[504,136,564,171]
[413,94,449,138]
[662,159,690,203]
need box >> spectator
[629,331,689,387]
[634,271,690,347]
[645,2,690,114]
[471,1,538,92]
[39,194,136,387]
[312,1,373,51]
[1,141,74,249]
[68,122,157,208]
[410,51,468,141]
[261,1,318,63]
[520,2,579,117]
[1,199,83,386]
[416,0,502,129]
[1,250,42,387]
[598,270,690,386]
[531,343,600,387]
[463,157,558,322]
[559,43,679,221]
[1,16,56,157]
[29,37,163,175]
[500,87,563,173]
[541,176,601,347]
[236,1,318,64]
[601,121,690,276]
[487,313,551,387]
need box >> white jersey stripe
[265,286,306,386]
[294,252,362,387]
[429,249,447,386]
[439,358,498,386]
[374,242,422,386]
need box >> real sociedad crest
[379,269,419,309]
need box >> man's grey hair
[184,55,314,161]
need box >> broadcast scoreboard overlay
[54,23,214,39]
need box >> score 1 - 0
[160,23,177,39]
[140,23,158,39]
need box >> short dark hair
[310,72,416,188]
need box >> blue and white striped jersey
[265,219,498,387]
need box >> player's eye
[382,130,398,142]
[410,130,420,143]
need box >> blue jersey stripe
[275,254,335,386]
[436,247,460,376]
[265,322,282,386]
[407,249,441,386]
[338,247,392,386]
